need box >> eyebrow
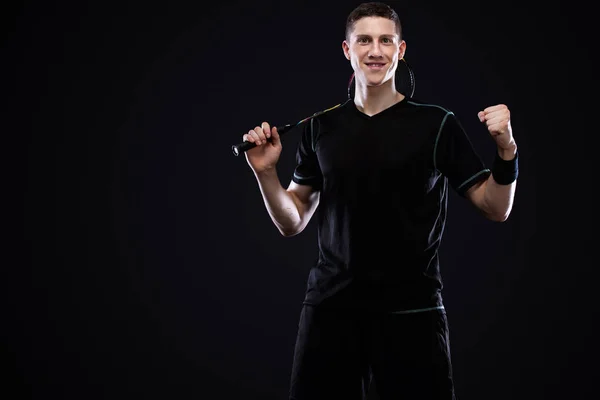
[355,34,396,39]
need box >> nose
[368,42,383,58]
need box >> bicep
[287,181,320,223]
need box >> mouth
[365,62,386,70]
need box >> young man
[242,2,518,399]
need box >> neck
[353,78,405,116]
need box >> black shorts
[289,302,456,400]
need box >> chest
[315,117,436,180]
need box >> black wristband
[491,150,519,185]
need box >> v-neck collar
[350,96,409,120]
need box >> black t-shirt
[292,97,490,311]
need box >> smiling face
[342,16,406,89]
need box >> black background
[5,0,597,399]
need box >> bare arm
[254,169,320,236]
[466,145,517,222]
[243,121,320,236]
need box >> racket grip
[232,140,256,156]
[231,124,292,156]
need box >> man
[241,2,518,399]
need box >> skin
[243,16,517,237]
[341,16,406,117]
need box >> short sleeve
[434,112,490,196]
[292,116,323,190]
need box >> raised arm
[244,122,320,236]
[465,105,518,222]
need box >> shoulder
[306,99,354,133]
[403,98,463,135]
[312,99,353,120]
[404,97,455,117]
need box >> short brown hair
[345,2,402,40]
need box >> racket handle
[231,124,293,156]
[231,140,256,156]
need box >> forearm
[254,169,303,236]
[482,144,518,221]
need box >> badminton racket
[231,58,415,156]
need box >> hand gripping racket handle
[231,124,293,156]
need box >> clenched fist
[478,104,516,154]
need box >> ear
[398,40,407,60]
[342,40,350,60]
